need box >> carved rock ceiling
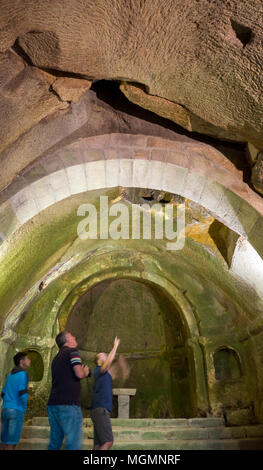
[0,1,263,191]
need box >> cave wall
[0,230,261,425]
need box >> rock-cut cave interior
[1,0,263,450]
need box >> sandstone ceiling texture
[0,0,263,141]
[0,0,263,184]
[0,0,263,189]
[1,0,263,433]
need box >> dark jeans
[1,408,24,445]
[47,405,83,450]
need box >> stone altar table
[113,388,137,418]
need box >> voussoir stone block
[110,133,147,148]
[105,148,120,160]
[199,179,225,214]
[105,159,120,188]
[66,164,87,195]
[85,160,106,190]
[118,148,134,160]
[23,164,48,185]
[134,149,151,160]
[151,148,167,163]
[182,170,207,203]
[30,176,56,211]
[166,149,189,168]
[147,137,178,149]
[81,135,110,148]
[60,148,84,167]
[162,163,188,194]
[230,237,263,297]
[188,153,216,177]
[215,188,243,233]
[119,159,133,187]
[42,154,64,175]
[0,199,18,239]
[10,186,38,224]
[82,149,104,163]
[133,159,149,188]
[148,160,165,190]
[48,169,71,203]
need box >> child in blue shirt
[1,351,31,450]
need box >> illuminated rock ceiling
[0,1,263,425]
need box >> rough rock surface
[0,84,247,192]
[120,82,192,132]
[0,49,68,154]
[0,0,263,146]
[252,152,263,195]
[120,82,245,142]
[52,77,92,102]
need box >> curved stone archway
[61,274,208,418]
[1,132,263,314]
[5,248,209,417]
[1,133,263,257]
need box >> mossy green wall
[0,189,263,423]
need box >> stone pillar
[113,388,136,418]
[118,395,130,419]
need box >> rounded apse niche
[213,347,242,382]
[65,277,196,418]
[24,349,44,382]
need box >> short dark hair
[56,331,67,349]
[94,353,99,365]
[13,352,27,367]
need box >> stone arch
[4,248,210,417]
[58,268,201,340]
[213,346,242,382]
[0,133,262,257]
[65,276,195,418]
[55,265,209,416]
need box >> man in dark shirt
[91,336,120,450]
[47,331,90,450]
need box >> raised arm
[109,355,130,380]
[101,337,120,374]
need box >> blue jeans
[47,405,83,450]
[1,408,24,445]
